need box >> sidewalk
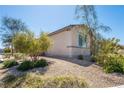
[113,85,124,88]
[0,55,3,62]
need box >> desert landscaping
[0,5,124,88]
[0,56,124,88]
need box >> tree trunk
[89,31,94,56]
[11,43,14,56]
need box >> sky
[0,5,124,48]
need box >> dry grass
[1,73,88,88]
[0,64,3,69]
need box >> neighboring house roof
[48,24,85,36]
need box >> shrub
[95,38,124,73]
[3,60,18,68]
[17,59,48,71]
[1,73,88,88]
[96,38,121,65]
[43,76,87,88]
[3,48,11,53]
[103,55,124,73]
[78,55,84,60]
[33,59,48,68]
[2,74,16,83]
[90,55,96,62]
[17,60,33,71]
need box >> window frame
[78,31,87,48]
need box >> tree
[13,31,34,54]
[75,5,111,56]
[39,32,52,55]
[28,38,41,60]
[13,31,52,61]
[0,17,28,56]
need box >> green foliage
[17,60,33,71]
[13,53,24,60]
[28,38,41,58]
[75,6,111,55]
[99,38,120,54]
[78,55,84,60]
[13,31,52,60]
[3,60,18,68]
[3,48,11,53]
[0,16,28,55]
[103,55,124,73]
[2,74,16,83]
[33,59,48,68]
[90,55,96,62]
[17,59,48,71]
[0,63,4,69]
[28,32,52,58]
[1,74,88,88]
[13,31,34,54]
[96,38,120,65]
[95,38,124,73]
[39,32,52,53]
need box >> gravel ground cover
[0,56,124,88]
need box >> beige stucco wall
[70,26,90,48]
[69,26,90,57]
[47,30,72,57]
[47,26,90,57]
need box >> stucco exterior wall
[47,25,91,58]
[70,26,90,48]
[47,30,72,57]
[68,26,90,57]
[70,48,90,57]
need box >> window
[78,32,87,48]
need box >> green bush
[2,74,16,83]
[103,55,124,73]
[17,60,33,71]
[4,48,11,53]
[17,59,48,71]
[33,59,48,68]
[90,55,96,62]
[95,38,124,73]
[3,60,18,68]
[96,38,121,65]
[78,55,84,60]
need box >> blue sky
[0,5,124,48]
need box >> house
[0,49,3,62]
[47,24,91,58]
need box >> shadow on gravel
[45,56,95,67]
